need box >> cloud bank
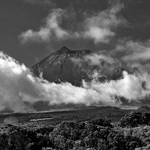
[0,51,150,112]
[19,3,125,44]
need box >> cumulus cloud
[87,71,145,101]
[82,3,125,43]
[83,27,114,44]
[19,9,69,43]
[0,51,118,112]
[0,51,150,112]
[19,3,125,44]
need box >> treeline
[1,112,150,150]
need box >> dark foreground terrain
[1,106,150,150]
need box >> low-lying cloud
[0,51,150,112]
[71,52,122,80]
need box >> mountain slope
[31,46,123,86]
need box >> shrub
[89,117,113,128]
[119,112,150,127]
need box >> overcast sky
[0,0,150,67]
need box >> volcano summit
[31,46,123,86]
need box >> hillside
[31,46,123,86]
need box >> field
[0,106,132,125]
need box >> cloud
[123,41,150,61]
[115,40,150,62]
[83,27,114,44]
[110,38,150,75]
[19,9,69,43]
[71,52,122,80]
[82,3,125,43]
[19,3,126,44]
[0,51,150,112]
[84,53,117,65]
[0,51,119,112]
[86,71,145,101]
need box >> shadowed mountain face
[31,46,123,86]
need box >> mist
[0,51,150,113]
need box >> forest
[1,108,150,150]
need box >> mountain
[31,46,123,86]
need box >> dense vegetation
[119,111,150,127]
[1,111,150,150]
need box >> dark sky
[0,0,150,67]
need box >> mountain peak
[31,46,123,86]
[57,46,71,54]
